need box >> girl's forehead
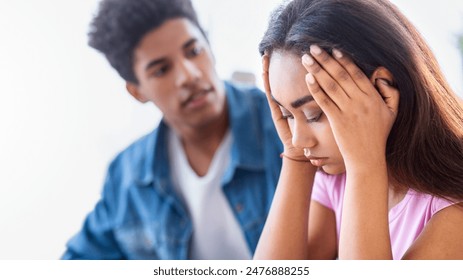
[268,50,312,104]
[269,51,307,80]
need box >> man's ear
[370,66,394,87]
[126,82,149,103]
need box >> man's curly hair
[88,0,205,83]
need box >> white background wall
[0,0,462,259]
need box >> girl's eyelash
[307,113,322,123]
[281,112,322,122]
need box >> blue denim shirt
[62,82,282,259]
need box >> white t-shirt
[168,129,251,259]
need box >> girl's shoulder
[401,192,463,259]
[405,189,460,217]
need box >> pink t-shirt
[312,172,454,259]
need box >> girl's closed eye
[282,113,294,120]
[306,112,323,123]
[280,109,322,123]
[279,107,294,120]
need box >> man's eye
[186,46,202,58]
[152,65,169,77]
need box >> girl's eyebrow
[271,94,314,109]
[291,95,314,108]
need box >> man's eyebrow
[291,95,314,108]
[145,58,166,72]
[144,38,198,71]
[182,38,197,49]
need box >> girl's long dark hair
[259,0,463,200]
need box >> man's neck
[173,107,230,176]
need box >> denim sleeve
[62,168,124,260]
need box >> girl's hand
[262,54,306,161]
[301,46,399,168]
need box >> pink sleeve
[431,196,458,216]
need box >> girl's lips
[308,157,328,166]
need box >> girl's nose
[291,120,317,149]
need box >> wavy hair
[88,0,205,83]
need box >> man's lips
[181,87,213,107]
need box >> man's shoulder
[226,81,265,100]
[107,126,161,176]
[119,129,157,159]
[225,82,269,114]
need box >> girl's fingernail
[332,49,343,59]
[310,45,322,55]
[302,54,314,66]
[306,73,315,84]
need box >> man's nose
[175,59,202,87]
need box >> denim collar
[135,81,265,188]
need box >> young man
[62,0,282,259]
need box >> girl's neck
[388,183,408,211]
